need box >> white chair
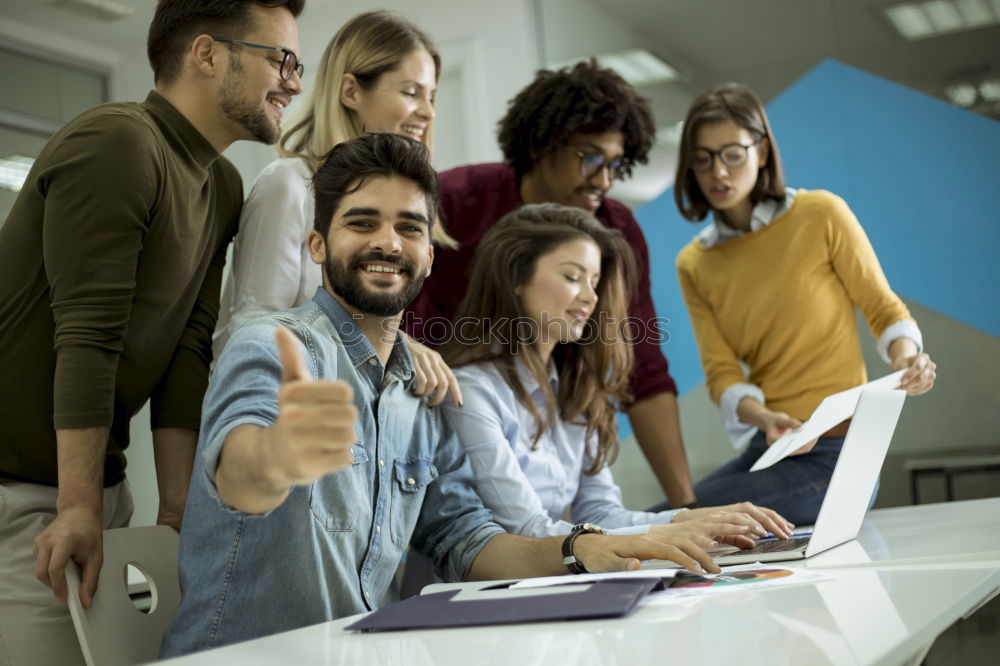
[66,525,181,666]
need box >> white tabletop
[161,499,1000,666]
[803,496,1000,569]
[162,567,999,666]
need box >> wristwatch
[562,523,608,574]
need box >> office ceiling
[0,0,153,52]
[2,0,995,207]
[586,0,1000,121]
[4,0,997,121]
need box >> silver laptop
[644,388,906,568]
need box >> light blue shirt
[695,186,799,248]
[161,289,504,657]
[441,360,679,537]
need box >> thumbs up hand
[264,327,358,486]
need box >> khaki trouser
[0,479,132,666]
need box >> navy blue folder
[345,579,660,632]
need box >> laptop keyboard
[748,535,812,553]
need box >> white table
[803,496,1000,570]
[160,499,1000,666]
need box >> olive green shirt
[0,91,242,487]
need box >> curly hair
[497,59,656,180]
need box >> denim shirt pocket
[389,458,438,549]
[309,444,369,532]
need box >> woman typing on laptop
[668,83,936,525]
[439,204,793,569]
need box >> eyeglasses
[574,149,629,181]
[212,37,304,81]
[690,141,760,172]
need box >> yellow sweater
[675,190,912,421]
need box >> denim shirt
[161,288,504,657]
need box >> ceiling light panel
[946,82,979,106]
[549,49,677,87]
[884,0,1000,39]
[956,0,995,25]
[48,0,134,21]
[0,156,34,193]
[885,4,936,38]
[979,80,1000,101]
[923,0,964,30]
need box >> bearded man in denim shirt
[161,133,723,657]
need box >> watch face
[574,523,605,535]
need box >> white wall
[223,0,540,188]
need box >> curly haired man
[403,60,696,509]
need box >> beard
[324,250,427,317]
[219,54,280,145]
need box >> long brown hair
[443,204,636,474]
[674,83,786,221]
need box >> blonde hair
[278,11,456,247]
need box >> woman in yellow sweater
[671,83,936,524]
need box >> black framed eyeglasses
[212,37,304,81]
[574,149,628,181]
[691,140,760,172]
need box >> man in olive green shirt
[0,2,304,663]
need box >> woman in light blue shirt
[441,204,792,563]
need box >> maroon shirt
[405,162,677,401]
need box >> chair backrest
[66,525,180,666]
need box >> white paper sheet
[509,568,680,589]
[749,371,906,472]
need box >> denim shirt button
[406,477,416,486]
[369,358,378,366]
[375,525,381,534]
[379,459,385,468]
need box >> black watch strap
[562,523,607,574]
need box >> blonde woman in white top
[216,11,460,404]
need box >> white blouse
[214,157,322,357]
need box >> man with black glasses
[405,60,697,511]
[0,2,303,663]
